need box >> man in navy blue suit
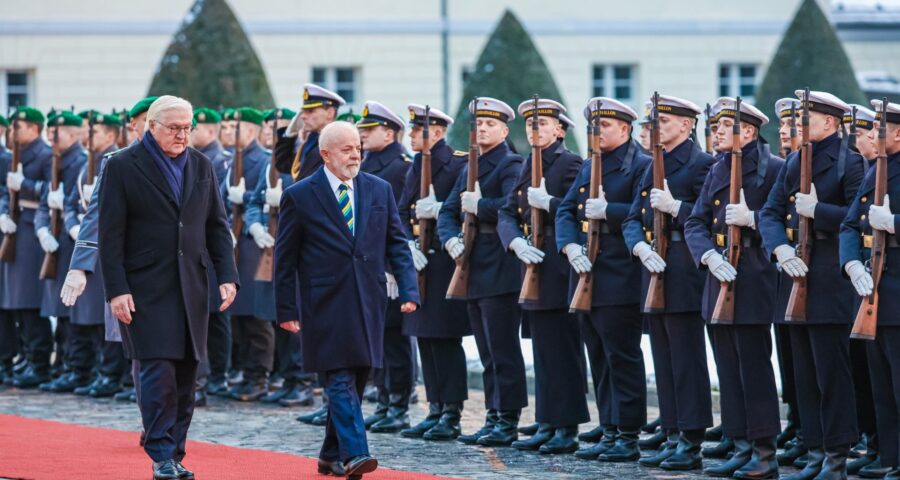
[274,121,419,479]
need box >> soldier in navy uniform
[0,113,12,384]
[397,104,471,441]
[274,84,346,181]
[557,98,651,463]
[622,95,715,471]
[759,90,864,480]
[438,97,527,447]
[685,98,785,478]
[496,98,587,454]
[223,107,275,402]
[839,99,900,480]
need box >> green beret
[46,108,60,125]
[0,114,7,127]
[234,107,264,125]
[94,113,122,127]
[193,107,222,124]
[336,110,361,123]
[78,109,102,120]
[52,111,83,127]
[14,107,45,126]
[265,108,296,122]
[129,96,158,118]
[220,108,235,121]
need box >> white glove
[774,244,808,278]
[285,112,303,138]
[37,226,59,253]
[385,272,399,300]
[68,224,81,241]
[632,241,667,273]
[48,182,65,210]
[650,179,682,217]
[527,178,553,212]
[248,222,274,249]
[444,236,464,260]
[0,214,15,234]
[6,164,23,192]
[230,230,238,247]
[845,260,874,297]
[509,237,545,265]
[60,269,87,307]
[795,183,818,219]
[564,243,592,273]
[409,240,428,272]
[228,178,246,205]
[82,179,96,201]
[702,249,737,282]
[461,181,481,215]
[415,185,442,220]
[869,194,895,234]
[585,186,608,220]
[265,178,283,208]
[725,189,755,228]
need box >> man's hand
[69,224,81,241]
[228,178,246,205]
[461,182,481,215]
[845,260,874,297]
[0,214,16,234]
[249,222,275,249]
[563,243,592,274]
[585,186,608,220]
[48,183,65,210]
[527,178,553,212]
[6,164,23,192]
[60,269,87,306]
[280,320,300,333]
[509,237,545,265]
[285,113,303,138]
[266,179,283,208]
[386,272,399,300]
[650,179,682,217]
[795,183,818,219]
[219,283,237,311]
[725,189,755,228]
[702,249,737,282]
[111,293,136,324]
[409,240,428,271]
[82,180,96,201]
[401,301,417,314]
[444,237,464,260]
[869,194,895,234]
[774,244,808,278]
[415,185,442,220]
[633,241,667,273]
[37,227,59,253]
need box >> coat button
[786,214,792,220]
[409,219,415,225]
[517,207,523,213]
[410,204,415,209]
[579,187,585,193]
[714,199,720,206]
[578,204,583,210]
[179,221,184,228]
[641,191,648,197]
[641,208,646,214]
[179,250,183,256]
[789,195,795,202]
[713,218,718,224]
[861,196,868,203]
[861,214,867,220]
[518,190,523,196]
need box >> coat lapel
[133,145,178,206]
[353,175,371,250]
[181,151,198,207]
[311,168,354,244]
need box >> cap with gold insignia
[265,108,296,122]
[194,107,222,124]
[356,101,404,130]
[14,107,45,125]
[870,99,900,125]
[52,111,83,127]
[0,114,7,127]
[714,97,769,128]
[407,104,454,127]
[794,90,849,119]
[651,94,702,118]
[774,98,800,120]
[129,96,159,118]
[517,98,566,121]
[582,97,638,124]
[302,83,346,110]
[559,113,576,131]
[234,107,264,126]
[467,97,515,123]
[844,104,876,130]
[639,101,652,125]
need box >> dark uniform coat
[199,140,233,313]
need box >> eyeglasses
[156,121,194,136]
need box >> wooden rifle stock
[789,103,799,154]
[255,110,282,282]
[447,99,479,300]
[83,112,96,209]
[0,116,21,262]
[785,88,813,322]
[711,98,744,324]
[40,118,63,279]
[570,102,603,314]
[519,95,543,304]
[232,111,244,263]
[417,106,434,302]
[705,103,714,154]
[644,92,668,313]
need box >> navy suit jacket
[274,167,419,372]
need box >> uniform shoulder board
[453,150,467,157]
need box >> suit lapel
[311,169,354,244]
[133,145,178,206]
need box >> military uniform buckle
[522,223,531,237]
[863,234,873,249]
[581,220,589,233]
[645,231,653,243]
[785,228,794,242]
[715,233,726,247]
[412,224,420,236]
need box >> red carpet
[0,414,459,480]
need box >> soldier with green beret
[220,108,237,154]
[260,108,294,150]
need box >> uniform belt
[580,221,611,234]
[715,233,763,248]
[18,199,39,210]
[862,234,900,249]
[478,223,497,234]
[644,230,684,242]
[785,228,833,242]
[521,223,555,238]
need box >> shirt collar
[323,165,353,193]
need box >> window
[592,65,635,103]
[310,66,359,107]
[719,64,759,102]
[0,70,32,113]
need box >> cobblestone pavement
[0,384,796,479]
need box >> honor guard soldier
[220,108,236,154]
[556,98,651,462]
[839,99,900,480]
[397,104,471,441]
[622,94,715,470]
[848,105,878,172]
[684,98,785,478]
[0,113,10,383]
[438,97,527,447]
[274,83,346,181]
[759,90,864,480]
[260,108,294,150]
[496,98,587,454]
[223,107,275,402]
[0,107,55,388]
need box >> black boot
[848,450,878,475]
[639,430,679,467]
[598,427,641,462]
[363,389,389,430]
[703,436,736,459]
[660,429,704,471]
[706,424,724,441]
[859,456,891,478]
[424,402,462,441]
[779,437,809,466]
[638,429,668,451]
[539,426,579,454]
[814,445,849,480]
[89,375,123,398]
[575,425,617,459]
[518,423,540,436]
[642,417,661,433]
[511,423,553,451]
[704,438,752,477]
[260,381,296,404]
[477,410,520,447]
[370,391,411,433]
[12,364,51,389]
[734,436,779,479]
[784,446,825,480]
[41,372,92,393]
[401,402,442,438]
[886,467,900,480]
[851,434,868,459]
[578,424,605,443]
[297,404,328,424]
[778,407,799,448]
[457,409,497,445]
[230,380,268,402]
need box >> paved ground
[1,384,802,480]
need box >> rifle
[446,98,479,300]
[705,103,714,153]
[569,100,603,314]
[789,103,799,156]
[711,97,744,324]
[232,110,244,262]
[849,106,858,152]
[116,109,129,149]
[519,95,543,303]
[83,111,96,209]
[417,106,434,302]
[851,98,890,340]
[0,112,20,261]
[644,92,668,313]
[255,109,281,282]
[785,88,813,322]
[39,118,63,279]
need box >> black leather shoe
[297,404,328,423]
[114,387,136,402]
[364,389,390,429]
[311,410,328,426]
[279,385,314,407]
[206,380,229,396]
[226,369,243,385]
[638,429,668,451]
[575,425,617,459]
[401,403,442,438]
[73,376,101,396]
[642,417,661,434]
[849,451,878,475]
[851,434,869,459]
[512,423,553,451]
[779,438,808,466]
[261,383,294,404]
[703,436,735,459]
[859,456,891,478]
[778,419,799,449]
[363,384,378,402]
[89,375,123,398]
[268,373,284,391]
[193,389,208,407]
[540,426,579,454]
[230,381,268,402]
[578,424,605,443]
[815,445,849,479]
[704,438,752,477]
[706,424,724,441]
[152,459,179,480]
[639,432,679,467]
[518,422,540,436]
[12,365,51,389]
[140,429,146,447]
[370,391,411,433]
[12,356,28,375]
[42,372,92,393]
[345,455,378,476]
[734,437,779,479]
[886,467,900,480]
[477,410,520,447]
[598,429,641,462]
[423,403,462,441]
[785,447,825,480]
[660,430,704,471]
[0,364,13,384]
[317,458,346,476]
[173,461,194,479]
[458,409,497,445]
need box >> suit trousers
[320,367,370,463]
[139,358,198,462]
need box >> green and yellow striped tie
[338,183,354,234]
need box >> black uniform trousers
[867,326,900,467]
[582,315,614,426]
[774,324,801,426]
[467,293,527,411]
[232,314,274,382]
[0,309,20,365]
[582,304,647,429]
[418,336,468,403]
[4,309,53,368]
[273,326,313,384]
[196,311,232,389]
[54,317,69,370]
[67,323,102,376]
[851,338,877,449]
[99,340,128,379]
[648,312,713,432]
[709,325,782,440]
[789,324,858,448]
[373,300,414,393]
[528,309,590,427]
[139,358,198,463]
